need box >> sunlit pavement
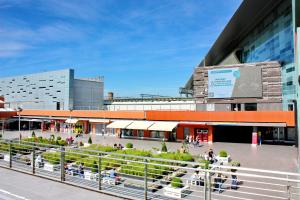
[2,130,298,172]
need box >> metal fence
[0,139,299,200]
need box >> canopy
[106,121,133,129]
[65,119,78,124]
[148,122,178,132]
[89,119,110,123]
[126,121,154,130]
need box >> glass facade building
[239,0,295,109]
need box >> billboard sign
[208,66,262,98]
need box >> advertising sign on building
[208,68,240,98]
[208,66,262,99]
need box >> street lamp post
[17,107,23,141]
[69,109,73,138]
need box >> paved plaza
[2,130,298,172]
[0,167,122,200]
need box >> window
[288,104,294,111]
[245,103,257,111]
[150,131,165,138]
[56,102,60,110]
[137,130,144,137]
[121,129,133,137]
[231,104,241,111]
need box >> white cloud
[0,42,29,57]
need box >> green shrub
[199,159,209,169]
[42,152,60,165]
[219,150,228,157]
[56,140,67,146]
[31,131,36,138]
[171,177,183,188]
[161,142,167,152]
[230,161,240,172]
[50,134,55,141]
[88,136,92,144]
[91,160,98,173]
[56,136,62,141]
[125,143,133,148]
[83,144,118,153]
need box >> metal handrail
[0,139,299,200]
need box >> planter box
[83,143,91,147]
[121,173,157,182]
[164,185,190,199]
[44,162,60,172]
[216,155,230,163]
[4,154,10,162]
[124,180,158,192]
[84,171,98,181]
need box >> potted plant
[164,177,190,199]
[216,150,230,163]
[125,143,133,149]
[230,161,241,172]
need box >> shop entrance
[213,126,252,143]
[258,127,295,145]
[194,128,208,142]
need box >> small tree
[31,131,36,138]
[171,177,183,188]
[161,142,168,152]
[50,134,55,141]
[91,160,98,173]
[88,136,92,144]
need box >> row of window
[231,103,257,111]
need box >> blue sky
[0,0,242,97]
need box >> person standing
[78,163,84,178]
[258,131,262,145]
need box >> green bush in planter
[56,139,67,146]
[31,131,36,138]
[219,150,228,157]
[42,152,60,165]
[161,142,167,152]
[125,143,133,148]
[231,161,241,172]
[88,136,92,144]
[56,136,62,141]
[171,177,183,188]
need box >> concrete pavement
[2,130,298,172]
[0,167,123,200]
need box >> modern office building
[0,69,104,110]
[179,0,299,147]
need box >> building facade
[0,69,104,110]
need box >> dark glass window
[245,103,257,111]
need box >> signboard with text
[208,66,262,99]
